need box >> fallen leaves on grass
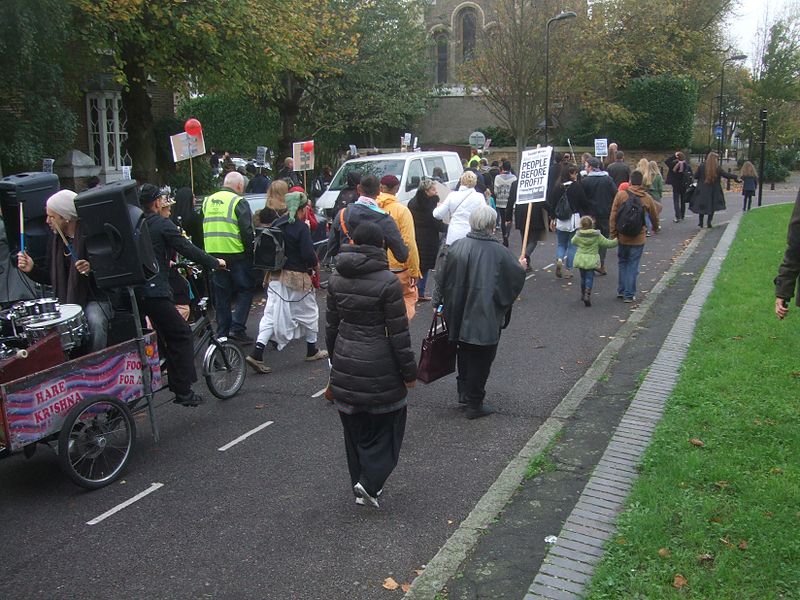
[658,548,671,558]
[791,371,800,379]
[738,540,749,550]
[771,467,784,475]
[673,574,688,588]
[731,335,743,340]
[720,537,734,548]
[709,516,723,524]
[689,438,705,447]
[382,577,399,590]
[714,480,730,490]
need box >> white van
[315,151,464,216]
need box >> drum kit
[0,298,88,359]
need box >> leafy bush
[481,126,515,147]
[763,158,790,182]
[613,75,698,150]
[178,95,280,157]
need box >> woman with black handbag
[325,222,417,509]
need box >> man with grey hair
[437,203,527,419]
[202,170,256,341]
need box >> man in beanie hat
[17,189,115,352]
[581,157,617,275]
[377,175,420,319]
[139,183,227,406]
[246,191,327,373]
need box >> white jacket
[433,187,487,245]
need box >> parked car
[315,151,464,216]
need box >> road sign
[468,131,486,148]
[714,125,723,139]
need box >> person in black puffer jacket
[408,179,447,300]
[325,221,417,509]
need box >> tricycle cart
[0,289,246,489]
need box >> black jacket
[546,180,593,220]
[580,171,618,220]
[408,190,446,272]
[246,174,272,194]
[273,215,318,273]
[690,164,734,215]
[141,212,219,299]
[438,231,526,346]
[507,180,548,235]
[607,161,631,186]
[326,245,417,414]
[775,190,800,305]
[328,201,408,263]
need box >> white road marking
[311,387,327,398]
[218,421,274,452]
[526,273,536,280]
[87,483,164,526]
[543,262,555,270]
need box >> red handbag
[417,311,457,384]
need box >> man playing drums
[16,189,113,352]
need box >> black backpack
[616,192,646,237]
[253,218,287,271]
[555,189,572,220]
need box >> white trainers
[354,482,380,508]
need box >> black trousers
[339,406,407,497]
[456,342,499,408]
[141,297,197,395]
[595,217,610,265]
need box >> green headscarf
[285,191,308,223]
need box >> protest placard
[515,146,552,205]
[292,141,315,171]
[170,131,206,162]
[594,138,608,157]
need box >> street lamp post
[544,11,577,147]
[718,53,747,156]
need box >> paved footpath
[406,186,785,599]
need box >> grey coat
[437,231,526,346]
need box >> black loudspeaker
[74,180,159,289]
[0,172,59,264]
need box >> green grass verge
[585,205,800,599]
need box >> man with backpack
[327,174,408,264]
[581,157,618,275]
[609,169,660,303]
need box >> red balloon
[302,140,314,153]
[184,118,202,137]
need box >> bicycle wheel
[57,396,136,490]
[204,340,246,399]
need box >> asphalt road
[0,189,789,600]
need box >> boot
[580,286,586,303]
[584,288,592,307]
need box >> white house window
[85,91,130,177]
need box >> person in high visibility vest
[202,171,255,341]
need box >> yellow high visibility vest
[202,189,244,253]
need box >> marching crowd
[19,144,751,508]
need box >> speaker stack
[74,180,159,289]
[0,172,59,265]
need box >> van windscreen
[329,160,406,191]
